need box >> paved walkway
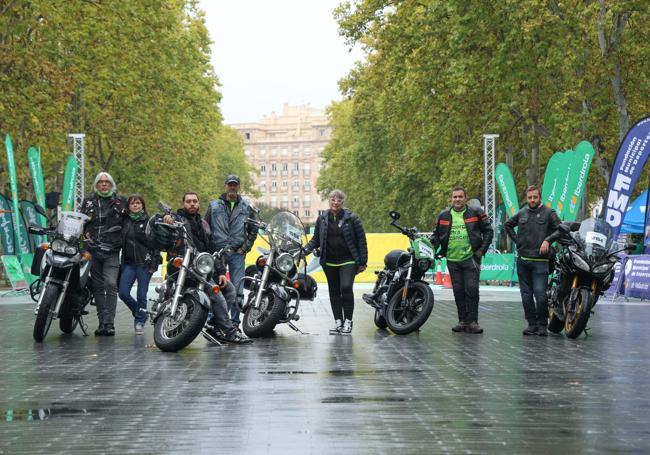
[1,285,649,454]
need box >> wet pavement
[1,285,650,454]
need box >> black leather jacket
[306,209,368,266]
[81,193,126,252]
[504,204,561,259]
[431,206,494,258]
[170,209,226,276]
[122,215,160,268]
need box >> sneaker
[452,321,468,333]
[134,323,144,335]
[537,325,548,337]
[340,319,353,335]
[224,332,253,344]
[522,324,537,336]
[94,324,106,336]
[329,319,343,335]
[467,321,483,334]
[104,324,115,337]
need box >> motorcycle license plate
[585,231,607,248]
[418,243,435,259]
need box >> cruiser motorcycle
[30,209,119,342]
[238,210,317,338]
[362,211,434,334]
[149,203,221,352]
[547,217,629,338]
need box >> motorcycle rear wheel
[33,284,59,342]
[386,282,434,335]
[564,288,592,339]
[374,310,388,329]
[242,293,286,338]
[153,296,208,352]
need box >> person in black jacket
[431,186,494,334]
[163,192,251,344]
[504,184,561,336]
[305,189,367,335]
[118,195,160,335]
[81,172,126,337]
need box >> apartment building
[231,103,331,224]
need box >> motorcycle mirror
[158,201,172,214]
[389,211,401,220]
[33,204,47,217]
[570,222,581,232]
[558,224,571,234]
[28,224,46,235]
[257,246,270,255]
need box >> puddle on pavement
[3,407,90,422]
[322,396,408,403]
[260,371,318,375]
[328,368,423,376]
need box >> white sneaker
[329,319,343,335]
[341,319,353,335]
[134,323,144,335]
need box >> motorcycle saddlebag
[295,273,318,301]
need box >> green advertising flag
[554,149,575,219]
[495,163,519,218]
[0,194,15,255]
[61,155,78,211]
[542,152,564,208]
[27,146,47,224]
[4,134,30,255]
[564,141,595,222]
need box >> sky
[197,0,363,124]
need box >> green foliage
[322,0,650,230]
[0,0,250,209]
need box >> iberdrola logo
[569,152,591,212]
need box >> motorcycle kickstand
[584,327,590,337]
[287,321,304,334]
[201,329,225,346]
[78,316,89,336]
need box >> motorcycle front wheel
[242,292,286,338]
[59,316,78,334]
[153,296,209,352]
[547,299,565,334]
[564,288,592,339]
[374,310,388,329]
[386,282,434,335]
[33,284,60,342]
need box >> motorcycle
[149,203,221,352]
[29,209,119,342]
[362,210,435,334]
[547,217,629,338]
[238,210,317,338]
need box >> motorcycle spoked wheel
[386,282,434,335]
[374,310,388,329]
[153,296,209,352]
[242,293,286,338]
[33,284,60,342]
[564,288,592,339]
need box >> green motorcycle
[362,211,435,334]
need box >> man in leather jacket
[431,186,493,334]
[81,172,126,337]
[505,184,561,336]
[164,192,251,344]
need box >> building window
[303,163,311,176]
[292,196,300,208]
[292,210,299,217]
[292,146,299,155]
[304,210,311,218]
[304,146,311,157]
[281,195,288,208]
[245,132,251,140]
[281,147,288,156]
[259,164,266,176]
[271,181,277,193]
[271,196,277,206]
[270,163,277,177]
[281,163,288,176]
[281,180,288,192]
[292,181,299,191]
[271,147,277,155]
[319,129,325,137]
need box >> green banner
[494,203,506,247]
[479,253,518,282]
[495,163,519,218]
[542,151,564,208]
[564,141,595,222]
[554,149,575,219]
[0,194,15,255]
[4,134,30,255]
[61,155,78,211]
[27,147,47,236]
[20,200,42,248]
[1,255,27,290]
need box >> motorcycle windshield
[575,217,615,261]
[57,211,90,241]
[267,211,306,252]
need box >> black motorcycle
[238,210,317,337]
[547,217,629,338]
[149,204,221,352]
[29,208,119,342]
[362,211,434,334]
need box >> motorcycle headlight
[571,252,590,272]
[193,252,214,275]
[593,262,615,274]
[51,239,67,253]
[64,246,78,255]
[276,252,295,273]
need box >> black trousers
[447,257,480,323]
[323,263,357,321]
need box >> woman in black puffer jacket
[118,195,160,335]
[305,189,367,335]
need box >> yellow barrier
[245,233,412,283]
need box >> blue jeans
[209,281,238,336]
[118,263,152,325]
[516,258,549,326]
[224,252,245,325]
